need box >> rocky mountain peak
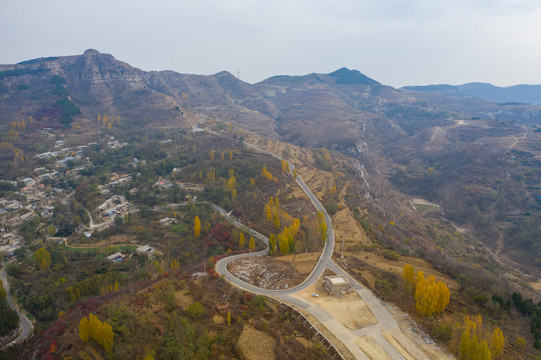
[329,67,380,85]
[83,49,101,57]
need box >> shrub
[382,249,399,261]
[433,324,451,342]
[515,337,526,348]
[375,279,392,297]
[187,302,205,319]
[473,295,488,306]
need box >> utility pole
[341,231,345,259]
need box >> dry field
[238,324,276,360]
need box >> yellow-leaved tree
[34,247,51,270]
[402,264,416,295]
[269,234,276,255]
[414,270,449,316]
[79,313,114,353]
[264,204,272,221]
[239,233,245,248]
[194,216,201,238]
[273,213,280,230]
[458,315,504,360]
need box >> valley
[1,50,541,359]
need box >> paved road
[214,145,335,295]
[0,264,33,349]
[211,132,433,359]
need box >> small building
[136,244,156,258]
[107,252,126,262]
[159,217,176,226]
[1,232,16,244]
[47,237,64,244]
[322,276,351,297]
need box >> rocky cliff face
[1,50,414,142]
[3,50,541,272]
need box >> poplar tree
[239,233,245,248]
[79,313,114,353]
[269,234,276,255]
[273,213,280,230]
[264,204,272,221]
[402,264,416,295]
[414,270,450,316]
[194,216,201,238]
[34,247,51,270]
[458,315,504,360]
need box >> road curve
[214,142,335,295]
[0,264,33,349]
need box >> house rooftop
[326,276,348,286]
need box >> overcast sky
[1,0,541,87]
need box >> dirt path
[56,237,142,250]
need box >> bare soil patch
[355,336,391,360]
[295,336,312,349]
[213,315,225,325]
[385,306,454,360]
[174,290,194,310]
[361,270,376,288]
[382,329,422,360]
[277,252,319,274]
[227,253,319,289]
[528,279,541,294]
[333,205,369,251]
[296,276,377,330]
[238,324,276,360]
[228,257,303,290]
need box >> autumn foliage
[458,315,504,360]
[34,247,52,270]
[261,166,275,181]
[401,265,449,317]
[79,313,114,353]
[194,216,201,238]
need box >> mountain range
[403,82,541,105]
[2,49,541,275]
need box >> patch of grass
[382,249,399,261]
[411,202,436,214]
[433,323,451,342]
[57,244,136,254]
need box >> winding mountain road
[215,148,335,295]
[0,264,33,350]
[214,140,434,359]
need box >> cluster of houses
[97,195,131,221]
[1,135,181,260]
[0,175,64,256]
[105,244,158,263]
[1,139,100,257]
[34,140,91,171]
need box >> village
[0,134,205,263]
[0,137,134,258]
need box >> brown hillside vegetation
[9,275,334,360]
[239,325,277,360]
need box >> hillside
[403,82,541,105]
[3,49,541,358]
[3,49,541,274]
